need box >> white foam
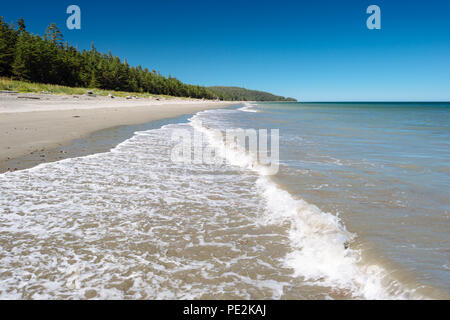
[238,102,259,113]
[189,110,422,300]
[0,107,423,300]
[189,114,276,176]
[0,119,291,299]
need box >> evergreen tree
[0,17,17,76]
[11,32,35,81]
[44,23,63,47]
[17,17,26,33]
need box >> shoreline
[0,93,238,173]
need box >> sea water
[0,102,448,299]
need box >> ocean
[0,102,449,299]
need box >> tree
[11,32,35,81]
[0,17,17,77]
[17,17,26,33]
[44,23,64,47]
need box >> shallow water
[0,102,448,299]
[234,102,450,298]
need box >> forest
[208,86,297,102]
[0,17,296,101]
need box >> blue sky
[1,0,449,101]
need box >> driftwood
[0,90,19,94]
[17,96,41,100]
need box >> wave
[189,110,422,300]
[0,117,297,299]
[238,102,259,113]
[0,107,425,300]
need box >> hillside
[208,86,297,102]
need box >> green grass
[0,78,188,100]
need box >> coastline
[0,92,238,173]
[0,98,449,299]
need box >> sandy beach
[0,92,236,173]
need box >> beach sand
[0,92,236,173]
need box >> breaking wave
[0,107,424,299]
[189,109,422,300]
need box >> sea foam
[189,109,422,300]
[0,107,422,300]
[238,102,259,113]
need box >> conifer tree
[44,23,63,47]
[17,17,26,33]
[0,17,17,76]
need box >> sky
[1,0,449,101]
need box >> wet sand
[0,93,236,173]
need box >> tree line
[208,86,297,102]
[0,17,296,101]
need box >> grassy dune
[0,78,186,100]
